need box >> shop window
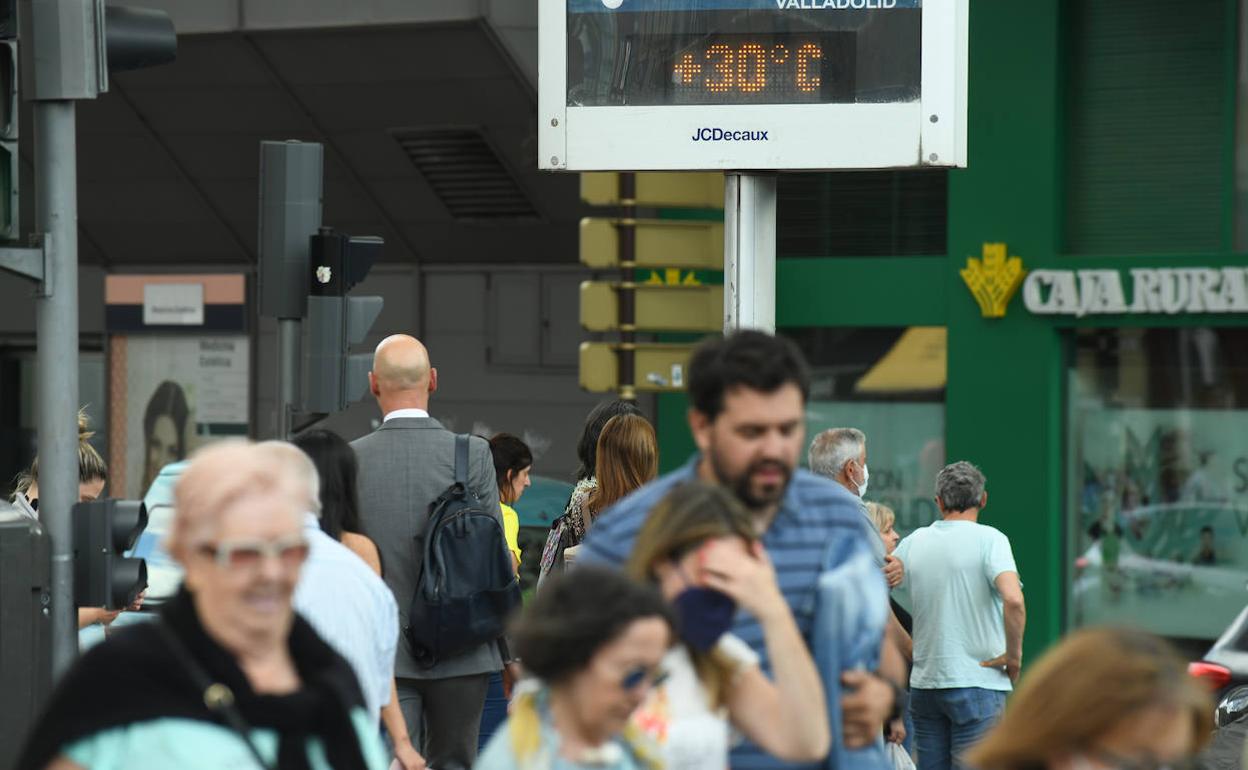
[1068,328,1248,640]
[777,171,947,258]
[785,326,946,536]
[1064,0,1231,255]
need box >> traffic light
[304,228,384,414]
[0,512,52,768]
[72,499,148,610]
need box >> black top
[18,588,369,770]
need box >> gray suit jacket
[351,417,504,679]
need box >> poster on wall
[1071,409,1248,639]
[116,336,249,498]
[806,401,946,537]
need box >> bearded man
[580,330,903,770]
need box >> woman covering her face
[624,482,831,770]
[18,441,390,770]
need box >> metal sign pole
[723,172,777,332]
[34,98,81,678]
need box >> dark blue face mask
[672,587,737,652]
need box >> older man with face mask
[579,330,903,770]
[18,441,389,770]
[808,428,904,589]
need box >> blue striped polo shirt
[579,456,875,770]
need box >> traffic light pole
[34,98,81,678]
[723,172,777,333]
[277,318,299,438]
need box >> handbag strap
[154,620,275,770]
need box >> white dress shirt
[383,408,429,421]
[293,513,399,721]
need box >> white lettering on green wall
[1023,267,1248,317]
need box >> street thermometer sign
[539,0,967,170]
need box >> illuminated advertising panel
[539,0,967,170]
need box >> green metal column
[945,0,1066,661]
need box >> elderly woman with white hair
[17,440,389,770]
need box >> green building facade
[658,0,1248,663]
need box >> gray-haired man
[892,461,1026,770]
[808,427,902,587]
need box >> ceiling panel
[57,21,581,267]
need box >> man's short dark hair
[1201,526,1214,536]
[511,567,674,685]
[687,331,811,420]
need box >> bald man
[351,335,504,770]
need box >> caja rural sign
[960,244,1248,318]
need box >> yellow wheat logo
[960,243,1026,318]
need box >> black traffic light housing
[72,499,148,610]
[303,228,384,414]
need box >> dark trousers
[397,673,492,770]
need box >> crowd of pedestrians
[10,330,1217,770]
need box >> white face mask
[856,463,869,498]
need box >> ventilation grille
[393,128,539,222]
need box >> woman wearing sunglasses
[625,482,831,770]
[475,567,676,770]
[966,627,1210,770]
[19,440,389,770]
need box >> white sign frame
[143,283,205,326]
[539,0,968,171]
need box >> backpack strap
[454,434,470,488]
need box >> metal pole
[34,99,80,678]
[618,172,636,402]
[277,318,300,438]
[723,172,777,333]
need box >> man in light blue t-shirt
[893,461,1025,770]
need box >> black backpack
[405,435,522,667]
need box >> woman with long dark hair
[291,429,381,575]
[489,433,533,573]
[140,381,190,496]
[292,429,421,770]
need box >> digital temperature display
[666,34,854,105]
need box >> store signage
[143,283,204,326]
[960,243,1024,318]
[1023,267,1248,317]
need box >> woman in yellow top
[483,433,535,751]
[489,433,532,573]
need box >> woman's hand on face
[699,540,787,623]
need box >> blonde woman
[866,502,912,748]
[625,482,831,770]
[563,414,658,568]
[966,627,1211,770]
[10,410,143,629]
